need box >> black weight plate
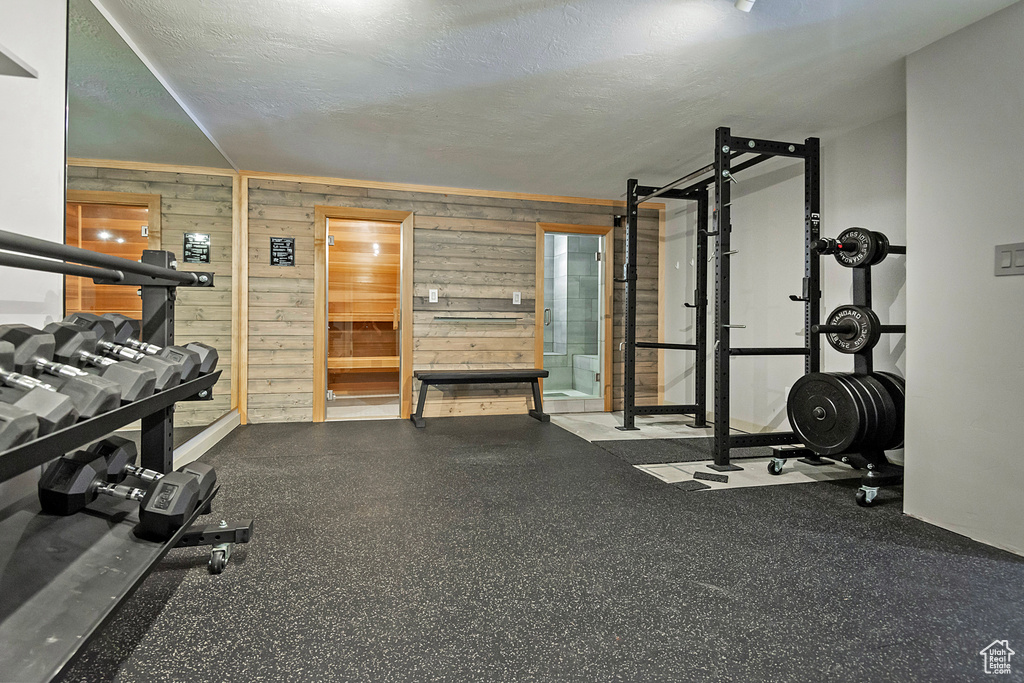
[824,305,881,354]
[834,227,877,268]
[873,371,905,449]
[830,373,872,450]
[850,374,896,452]
[787,373,862,455]
[870,231,890,267]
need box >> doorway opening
[324,217,402,420]
[535,223,613,413]
[64,192,160,318]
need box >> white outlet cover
[513,292,521,305]
[429,289,438,303]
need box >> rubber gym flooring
[57,416,1024,682]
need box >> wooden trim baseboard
[237,178,249,424]
[68,157,237,177]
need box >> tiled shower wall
[543,233,601,392]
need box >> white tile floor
[326,395,400,420]
[548,411,862,492]
[636,457,861,491]
[550,411,720,441]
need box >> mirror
[66,0,234,449]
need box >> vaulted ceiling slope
[67,0,231,168]
[92,0,1015,197]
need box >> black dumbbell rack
[0,229,250,681]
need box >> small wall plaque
[183,232,211,264]
[270,237,296,267]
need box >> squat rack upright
[621,128,821,472]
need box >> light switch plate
[995,243,1024,276]
[512,292,521,305]
[429,289,439,303]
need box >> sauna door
[324,218,401,419]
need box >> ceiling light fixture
[115,238,126,244]
[97,231,112,240]
[735,0,755,11]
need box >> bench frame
[411,371,550,428]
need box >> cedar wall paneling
[67,166,233,427]
[246,178,661,422]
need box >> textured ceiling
[67,0,231,168]
[82,0,1015,196]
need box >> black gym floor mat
[592,436,773,465]
[57,415,1024,683]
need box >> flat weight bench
[411,369,550,428]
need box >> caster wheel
[209,549,227,574]
[767,459,785,476]
[855,489,878,507]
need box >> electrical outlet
[429,289,438,303]
[512,292,521,305]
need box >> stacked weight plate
[787,372,905,456]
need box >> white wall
[904,1,1024,555]
[0,0,68,509]
[0,0,68,328]
[664,114,907,441]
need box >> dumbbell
[0,324,125,416]
[62,314,182,391]
[104,313,217,379]
[87,436,217,503]
[38,451,202,540]
[0,402,39,451]
[43,322,157,402]
[0,342,81,432]
[66,312,203,382]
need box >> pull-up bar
[0,229,200,285]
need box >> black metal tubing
[634,404,698,416]
[619,182,709,429]
[0,229,200,285]
[635,341,698,351]
[731,432,798,448]
[140,250,177,473]
[0,371,220,483]
[176,519,254,548]
[620,179,640,429]
[711,128,821,470]
[0,252,123,281]
[730,347,810,356]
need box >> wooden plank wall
[246,178,661,422]
[67,166,234,427]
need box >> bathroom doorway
[535,223,613,413]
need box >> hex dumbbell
[87,436,217,503]
[0,324,126,415]
[38,451,201,541]
[104,313,217,379]
[43,322,157,402]
[0,342,81,432]
[63,314,182,391]
[66,312,202,382]
[0,402,39,451]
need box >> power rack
[620,128,821,471]
[0,229,251,681]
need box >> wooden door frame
[313,206,414,422]
[535,222,614,412]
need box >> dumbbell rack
[0,230,250,682]
[772,233,908,505]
